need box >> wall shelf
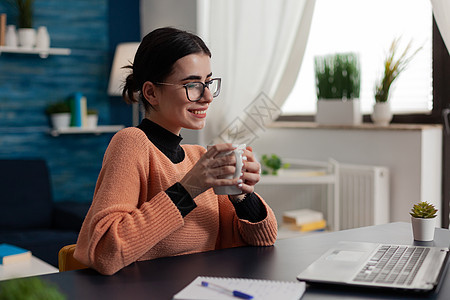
[49,125,124,137]
[0,46,71,58]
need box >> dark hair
[122,27,211,111]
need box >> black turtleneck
[137,118,185,164]
[136,119,266,222]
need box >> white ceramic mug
[209,144,246,195]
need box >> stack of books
[282,209,327,232]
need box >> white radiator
[338,163,390,230]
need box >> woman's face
[145,53,214,135]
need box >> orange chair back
[58,244,88,272]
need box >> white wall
[252,125,443,226]
[140,0,201,144]
[140,0,197,36]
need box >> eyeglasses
[155,78,221,102]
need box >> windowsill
[269,121,442,131]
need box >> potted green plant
[0,277,65,299]
[3,0,35,48]
[86,108,98,128]
[261,154,290,175]
[410,201,438,241]
[372,37,422,126]
[46,100,71,129]
[315,52,361,125]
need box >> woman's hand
[228,146,262,202]
[180,143,243,198]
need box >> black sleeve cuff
[166,182,197,217]
[230,193,267,223]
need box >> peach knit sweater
[74,127,278,275]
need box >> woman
[74,27,277,275]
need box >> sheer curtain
[431,0,450,55]
[199,0,316,145]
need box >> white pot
[50,113,71,129]
[86,114,98,128]
[371,102,393,126]
[36,26,50,49]
[5,25,18,47]
[316,99,362,126]
[411,216,436,241]
[18,28,36,49]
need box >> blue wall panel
[0,0,118,203]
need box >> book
[70,92,83,127]
[282,208,323,226]
[0,14,6,46]
[0,243,32,265]
[287,219,327,232]
[174,276,305,300]
[81,96,88,127]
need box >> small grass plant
[374,37,422,103]
[315,52,360,100]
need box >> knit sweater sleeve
[73,129,185,275]
[215,193,278,249]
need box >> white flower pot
[50,113,71,129]
[5,25,18,47]
[18,28,36,49]
[316,99,362,125]
[411,216,436,241]
[36,26,50,49]
[371,102,393,126]
[86,114,98,128]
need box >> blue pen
[201,281,253,299]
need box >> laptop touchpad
[326,250,366,262]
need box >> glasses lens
[208,79,221,97]
[186,83,203,101]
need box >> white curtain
[199,0,316,145]
[431,0,450,55]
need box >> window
[281,0,432,115]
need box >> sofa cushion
[52,202,91,231]
[0,159,53,229]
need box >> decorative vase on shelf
[371,102,393,126]
[18,28,36,49]
[5,25,18,47]
[36,26,50,49]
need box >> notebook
[297,241,450,293]
[173,276,305,300]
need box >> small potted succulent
[410,201,438,241]
[261,154,290,175]
[45,100,71,129]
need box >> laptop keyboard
[353,245,430,285]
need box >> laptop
[297,241,449,293]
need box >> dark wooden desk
[41,222,450,299]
